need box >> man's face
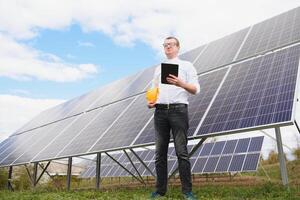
[163,38,179,59]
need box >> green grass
[0,183,299,200]
[1,159,300,199]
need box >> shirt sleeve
[187,63,200,94]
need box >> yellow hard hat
[146,87,159,103]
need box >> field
[0,159,300,199]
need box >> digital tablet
[161,63,179,84]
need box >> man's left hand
[166,74,185,88]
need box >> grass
[0,183,299,200]
[0,159,300,199]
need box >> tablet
[161,63,179,84]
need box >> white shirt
[151,57,200,104]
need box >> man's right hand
[147,101,156,109]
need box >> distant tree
[293,148,300,160]
[261,150,287,165]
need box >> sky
[0,0,300,159]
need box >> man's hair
[165,36,180,47]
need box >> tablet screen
[161,63,179,84]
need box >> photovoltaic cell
[237,7,300,60]
[203,156,219,173]
[57,98,134,158]
[242,153,260,171]
[215,155,232,172]
[133,68,228,145]
[89,95,153,152]
[179,45,206,63]
[12,117,76,165]
[194,28,249,74]
[248,136,264,152]
[228,154,246,172]
[32,109,102,162]
[197,45,300,137]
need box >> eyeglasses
[163,42,177,48]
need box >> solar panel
[0,124,58,166]
[56,98,134,158]
[89,95,153,152]
[11,117,77,166]
[133,67,228,146]
[32,109,103,162]
[242,153,260,171]
[192,136,264,174]
[179,45,207,63]
[197,44,300,137]
[194,28,249,74]
[237,7,300,60]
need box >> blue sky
[0,24,157,99]
[0,0,299,154]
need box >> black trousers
[154,105,192,195]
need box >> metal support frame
[123,150,145,185]
[24,164,34,184]
[294,120,300,134]
[105,152,143,184]
[95,153,101,190]
[38,163,60,189]
[168,137,207,180]
[275,127,289,187]
[130,148,156,177]
[7,166,13,191]
[35,161,51,185]
[66,157,72,191]
[32,162,38,187]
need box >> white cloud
[0,94,65,141]
[0,34,98,82]
[77,41,95,47]
[0,0,298,54]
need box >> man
[148,36,200,200]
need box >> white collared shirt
[151,57,200,104]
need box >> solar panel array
[80,136,264,178]
[0,7,299,167]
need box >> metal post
[33,162,38,187]
[95,153,101,190]
[7,166,13,191]
[275,127,289,187]
[36,161,51,185]
[294,120,300,134]
[66,157,72,191]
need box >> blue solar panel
[199,143,214,156]
[57,99,134,158]
[203,156,219,173]
[210,141,226,155]
[194,28,249,74]
[89,95,153,152]
[197,45,300,137]
[179,45,207,63]
[215,155,232,172]
[242,153,260,171]
[222,140,238,154]
[133,68,228,145]
[234,138,250,153]
[237,7,300,60]
[192,157,208,174]
[248,136,264,152]
[228,154,246,172]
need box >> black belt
[155,103,187,109]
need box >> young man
[148,37,200,200]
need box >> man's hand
[166,74,184,87]
[166,74,197,95]
[147,101,156,109]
